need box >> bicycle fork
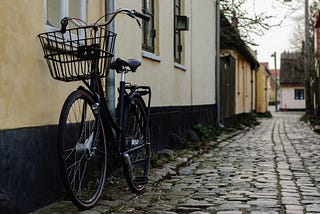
[75,86,102,159]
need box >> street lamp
[271,52,278,112]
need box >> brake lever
[135,18,142,28]
[127,12,142,28]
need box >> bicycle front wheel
[122,95,150,193]
[58,89,107,210]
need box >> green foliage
[241,113,259,127]
[255,111,272,118]
[227,113,259,129]
[314,119,320,126]
[150,154,163,168]
[300,114,320,135]
[268,101,280,106]
[194,124,221,142]
[241,116,254,127]
[300,115,308,123]
[150,152,172,168]
[314,128,320,135]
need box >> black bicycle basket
[38,24,116,82]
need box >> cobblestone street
[35,111,320,214]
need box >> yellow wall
[256,65,269,113]
[0,0,104,130]
[222,50,256,115]
[190,0,216,105]
[0,0,216,130]
[115,0,216,107]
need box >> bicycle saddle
[110,58,141,73]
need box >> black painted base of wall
[222,112,252,128]
[279,108,305,112]
[0,104,217,212]
[150,104,217,151]
[0,126,62,212]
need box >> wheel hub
[76,132,95,158]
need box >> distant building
[220,13,259,125]
[279,52,305,111]
[268,67,280,104]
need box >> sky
[242,0,306,69]
[253,21,294,70]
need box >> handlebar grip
[60,17,70,34]
[133,10,150,21]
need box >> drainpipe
[106,0,115,117]
[216,0,222,127]
[251,68,254,113]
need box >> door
[220,55,236,120]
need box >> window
[294,89,305,100]
[142,0,155,53]
[174,0,182,63]
[45,0,87,29]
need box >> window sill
[174,62,187,71]
[142,51,161,62]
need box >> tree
[286,0,319,117]
[221,0,320,117]
[220,0,301,46]
[288,1,318,51]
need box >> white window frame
[44,0,87,32]
[294,88,305,100]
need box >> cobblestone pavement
[34,111,320,213]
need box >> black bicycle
[38,8,151,210]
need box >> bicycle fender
[77,86,101,103]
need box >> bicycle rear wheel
[122,95,150,193]
[58,89,107,210]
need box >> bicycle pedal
[134,176,148,185]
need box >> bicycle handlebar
[60,8,150,33]
[132,9,150,21]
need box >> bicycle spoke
[68,153,85,184]
[77,160,88,196]
[122,96,150,193]
[64,147,76,161]
[66,156,82,175]
[59,92,106,208]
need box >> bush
[241,113,258,127]
[268,101,280,106]
[194,124,221,142]
[255,111,272,118]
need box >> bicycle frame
[80,70,151,160]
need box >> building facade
[0,0,217,211]
[220,14,259,125]
[279,51,305,111]
[115,0,217,151]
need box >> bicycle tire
[58,89,107,210]
[122,95,150,193]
